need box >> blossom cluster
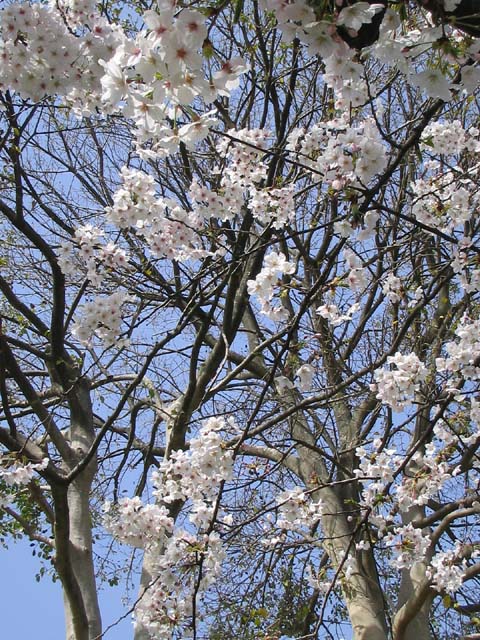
[152,418,234,526]
[104,154,286,267]
[262,486,324,547]
[357,444,472,593]
[2,0,480,154]
[104,417,234,638]
[426,543,470,595]
[0,1,122,108]
[260,0,383,105]
[105,167,210,262]
[262,0,480,105]
[395,442,460,512]
[72,132,299,342]
[247,252,295,322]
[317,301,360,327]
[382,273,404,304]
[104,497,174,549]
[211,129,295,229]
[217,128,271,185]
[71,290,133,347]
[383,523,431,570]
[286,117,388,192]
[0,1,247,150]
[58,224,129,287]
[436,316,480,381]
[420,120,479,156]
[275,487,323,532]
[411,173,479,235]
[133,530,225,639]
[343,247,368,292]
[98,0,246,157]
[372,352,428,411]
[0,457,48,487]
[355,439,403,507]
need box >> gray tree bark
[55,376,102,640]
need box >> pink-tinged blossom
[281,1,316,24]
[395,448,460,512]
[436,316,480,379]
[247,252,295,321]
[72,291,133,346]
[317,302,360,327]
[421,120,468,155]
[175,9,208,47]
[122,93,165,132]
[343,248,368,291]
[143,8,175,44]
[104,498,174,548]
[0,458,48,486]
[104,417,234,637]
[384,523,431,569]
[355,439,402,506]
[89,4,244,157]
[99,58,129,104]
[287,116,387,191]
[152,417,234,506]
[59,224,130,288]
[427,544,468,594]
[178,110,218,148]
[301,22,340,58]
[336,3,385,32]
[373,352,428,411]
[382,273,404,303]
[459,65,480,93]
[410,69,452,101]
[213,57,248,96]
[0,2,121,105]
[264,252,295,274]
[275,487,324,532]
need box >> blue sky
[0,538,134,639]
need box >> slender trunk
[320,486,389,640]
[59,377,102,640]
[64,476,102,640]
[393,562,433,640]
[392,504,434,640]
[53,484,91,640]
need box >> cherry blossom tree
[1,1,480,639]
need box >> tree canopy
[1,1,480,639]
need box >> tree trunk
[59,377,102,640]
[63,477,102,640]
[392,504,434,640]
[320,486,389,640]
